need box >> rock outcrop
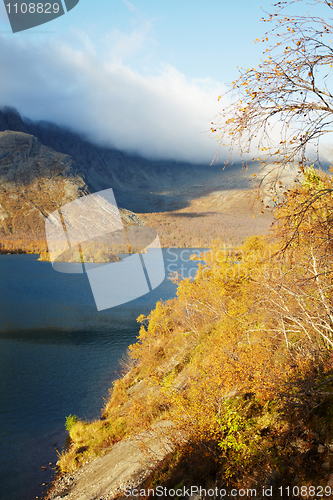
[45,422,180,500]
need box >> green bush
[65,414,79,432]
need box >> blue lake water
[0,249,207,500]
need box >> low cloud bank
[0,35,227,163]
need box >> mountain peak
[0,106,28,133]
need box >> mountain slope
[0,107,262,213]
[0,129,142,254]
[0,130,88,236]
[0,106,315,249]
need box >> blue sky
[48,0,268,83]
[0,1,282,162]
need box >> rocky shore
[44,421,183,500]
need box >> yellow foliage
[58,168,333,491]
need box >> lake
[0,249,207,500]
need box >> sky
[0,0,286,163]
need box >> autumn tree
[212,0,333,187]
[263,166,333,357]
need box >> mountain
[0,119,140,253]
[0,106,307,249]
[0,106,260,213]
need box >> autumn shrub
[57,415,130,472]
[65,414,79,432]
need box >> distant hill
[2,106,324,249]
[0,130,87,247]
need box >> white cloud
[102,24,152,66]
[0,33,227,163]
[122,0,137,13]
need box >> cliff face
[0,130,88,237]
[0,106,28,134]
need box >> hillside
[2,109,333,497]
[0,129,143,254]
[45,168,333,499]
[0,129,88,253]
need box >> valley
[0,107,284,254]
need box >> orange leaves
[103,205,333,472]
